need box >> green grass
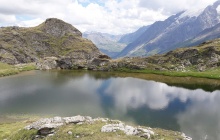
[0,62,36,77]
[0,116,184,140]
[115,67,220,79]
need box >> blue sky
[0,0,217,34]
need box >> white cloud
[139,0,217,15]
[103,77,213,112]
[0,0,218,34]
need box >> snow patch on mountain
[217,5,220,14]
[179,9,203,19]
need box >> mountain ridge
[0,18,106,69]
[117,0,220,58]
[83,32,126,58]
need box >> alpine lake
[0,70,220,140]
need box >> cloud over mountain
[0,0,217,34]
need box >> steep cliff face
[0,18,103,67]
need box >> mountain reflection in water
[0,70,219,140]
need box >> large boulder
[36,57,58,70]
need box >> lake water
[0,70,220,140]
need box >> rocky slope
[94,39,220,72]
[117,0,220,57]
[0,18,107,69]
[35,37,220,73]
[83,32,126,58]
[183,23,220,47]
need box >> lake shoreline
[0,63,36,77]
[1,63,220,80]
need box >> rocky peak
[196,1,220,29]
[39,18,82,37]
[213,0,220,8]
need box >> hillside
[117,0,220,58]
[76,38,220,79]
[182,23,220,48]
[0,18,103,67]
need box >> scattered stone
[140,133,151,139]
[124,125,139,135]
[25,117,64,130]
[35,135,40,138]
[181,133,192,140]
[137,127,155,135]
[37,128,53,136]
[67,131,73,135]
[101,123,154,139]
[63,115,86,124]
[24,115,191,140]
[48,134,54,137]
[101,123,125,133]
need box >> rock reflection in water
[0,71,219,139]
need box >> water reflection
[0,71,220,139]
[177,91,220,140]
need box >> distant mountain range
[118,26,150,44]
[83,32,126,58]
[84,1,220,58]
[115,0,220,57]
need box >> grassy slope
[113,39,220,79]
[0,62,36,77]
[115,67,220,79]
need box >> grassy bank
[0,115,184,140]
[115,67,220,79]
[1,61,220,80]
[0,62,36,77]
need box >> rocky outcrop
[101,123,154,139]
[36,57,58,70]
[25,37,220,72]
[25,116,93,130]
[24,115,191,140]
[0,18,103,67]
[25,116,155,139]
[35,54,111,70]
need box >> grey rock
[63,115,87,124]
[101,123,125,133]
[67,131,73,135]
[101,123,154,138]
[124,125,139,135]
[140,133,151,139]
[25,116,65,130]
[181,133,192,140]
[48,133,55,137]
[36,57,58,70]
[37,127,54,136]
[137,127,155,135]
